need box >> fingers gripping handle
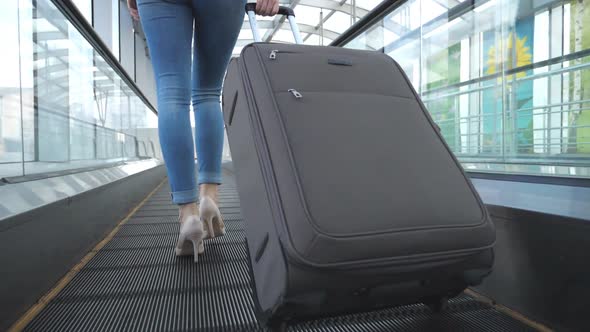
[245,3,303,44]
[245,3,294,16]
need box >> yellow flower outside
[486,32,532,81]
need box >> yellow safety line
[8,179,167,332]
[465,288,554,332]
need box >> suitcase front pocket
[257,45,413,100]
[273,91,484,238]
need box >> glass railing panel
[343,0,590,177]
[0,1,25,178]
[0,0,159,180]
[418,0,507,159]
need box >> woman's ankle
[199,184,219,202]
[179,202,199,222]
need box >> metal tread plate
[24,180,538,331]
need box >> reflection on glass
[0,1,24,177]
[0,0,159,179]
[112,0,120,60]
[344,0,590,177]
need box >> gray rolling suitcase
[222,4,495,330]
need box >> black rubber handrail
[50,0,157,114]
[330,0,401,47]
[421,48,590,96]
[468,171,590,188]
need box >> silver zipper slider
[288,89,302,99]
[269,49,279,60]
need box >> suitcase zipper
[269,49,299,60]
[288,89,302,99]
[269,49,279,59]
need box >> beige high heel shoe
[200,196,225,238]
[175,215,205,262]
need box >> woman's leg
[137,0,198,206]
[191,0,246,189]
[138,0,205,259]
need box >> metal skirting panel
[23,177,539,331]
[0,164,167,332]
[0,159,163,225]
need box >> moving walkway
[2,0,588,331]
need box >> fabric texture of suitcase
[222,7,495,328]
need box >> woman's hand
[256,0,279,16]
[127,0,139,21]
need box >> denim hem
[198,171,222,185]
[171,188,198,205]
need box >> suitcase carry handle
[245,3,303,44]
[245,3,295,17]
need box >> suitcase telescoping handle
[245,3,303,44]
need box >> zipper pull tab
[269,50,279,60]
[288,89,302,99]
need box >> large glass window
[344,0,590,177]
[0,0,158,179]
[112,0,120,60]
[0,1,25,177]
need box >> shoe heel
[203,216,214,239]
[200,196,225,238]
[212,215,225,236]
[203,213,225,236]
[191,240,202,262]
[176,216,205,262]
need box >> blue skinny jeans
[137,0,245,204]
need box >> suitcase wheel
[424,296,448,313]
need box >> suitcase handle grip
[245,3,295,17]
[245,3,303,44]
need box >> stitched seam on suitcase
[239,46,291,303]
[258,53,489,238]
[241,48,289,248]
[250,45,344,268]
[257,44,486,249]
[386,53,494,240]
[385,55,490,221]
[293,242,495,269]
[250,44,494,269]
[251,47,299,229]
[301,242,495,269]
[241,46,286,243]
[262,45,413,99]
[272,90,415,100]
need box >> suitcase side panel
[238,46,320,262]
[223,58,288,316]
